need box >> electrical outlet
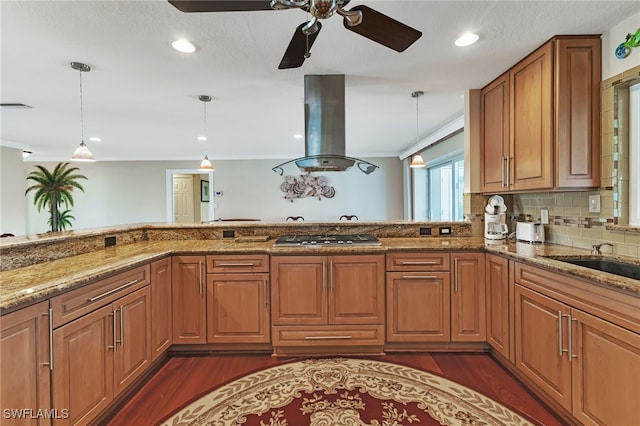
[540,208,549,224]
[589,195,601,213]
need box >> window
[413,155,464,221]
[630,82,639,225]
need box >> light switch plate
[540,208,549,224]
[589,195,601,213]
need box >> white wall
[1,146,27,235]
[602,11,640,80]
[19,157,402,235]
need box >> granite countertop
[1,237,638,313]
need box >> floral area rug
[161,358,534,426]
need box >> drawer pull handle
[217,263,256,267]
[400,261,439,265]
[88,280,138,302]
[401,275,438,279]
[304,335,353,340]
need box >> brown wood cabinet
[485,253,511,360]
[1,301,52,426]
[480,35,600,193]
[171,255,206,344]
[451,252,486,342]
[51,286,151,426]
[270,254,385,353]
[480,72,510,192]
[386,252,485,343]
[513,262,640,425]
[386,252,451,342]
[206,254,270,344]
[150,258,172,360]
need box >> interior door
[173,174,195,224]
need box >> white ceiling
[1,0,638,163]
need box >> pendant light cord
[79,69,84,142]
[203,100,207,136]
[415,93,419,148]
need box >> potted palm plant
[25,162,88,232]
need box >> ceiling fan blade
[278,22,322,70]
[343,5,421,52]
[168,1,272,13]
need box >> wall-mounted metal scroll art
[615,27,640,59]
[280,174,335,202]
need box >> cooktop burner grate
[273,234,381,247]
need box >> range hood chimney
[273,75,378,175]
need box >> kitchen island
[1,221,639,426]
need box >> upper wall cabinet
[480,36,601,193]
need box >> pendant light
[409,90,426,168]
[70,62,96,162]
[197,95,214,171]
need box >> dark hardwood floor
[103,353,564,426]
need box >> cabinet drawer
[50,265,150,328]
[206,254,269,273]
[386,252,450,271]
[272,325,384,346]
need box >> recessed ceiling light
[197,135,208,141]
[172,39,196,53]
[455,32,479,47]
[22,150,32,158]
[89,136,102,142]
[293,134,303,139]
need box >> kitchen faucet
[591,243,613,254]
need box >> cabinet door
[386,272,451,342]
[510,42,553,191]
[52,304,114,426]
[271,256,326,326]
[113,287,152,396]
[150,258,172,360]
[514,284,571,411]
[555,37,601,188]
[171,256,206,343]
[571,309,640,426]
[206,273,270,343]
[1,302,51,426]
[451,253,486,341]
[480,72,510,192]
[328,255,384,325]
[485,254,511,360]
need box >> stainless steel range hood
[272,75,378,175]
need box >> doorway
[165,169,215,224]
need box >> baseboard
[91,354,168,426]
[488,350,579,426]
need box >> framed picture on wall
[200,180,210,202]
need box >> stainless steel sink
[549,257,640,280]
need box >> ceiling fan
[168,0,422,69]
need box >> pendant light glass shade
[199,155,214,171]
[409,153,426,168]
[72,141,96,162]
[70,62,96,162]
[409,90,426,168]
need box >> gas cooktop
[273,234,381,247]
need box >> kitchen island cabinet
[385,252,486,344]
[385,252,451,342]
[51,276,151,426]
[480,35,600,193]
[205,254,270,344]
[513,262,640,425]
[150,257,172,360]
[171,256,206,344]
[0,301,51,426]
[451,252,486,341]
[270,254,384,355]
